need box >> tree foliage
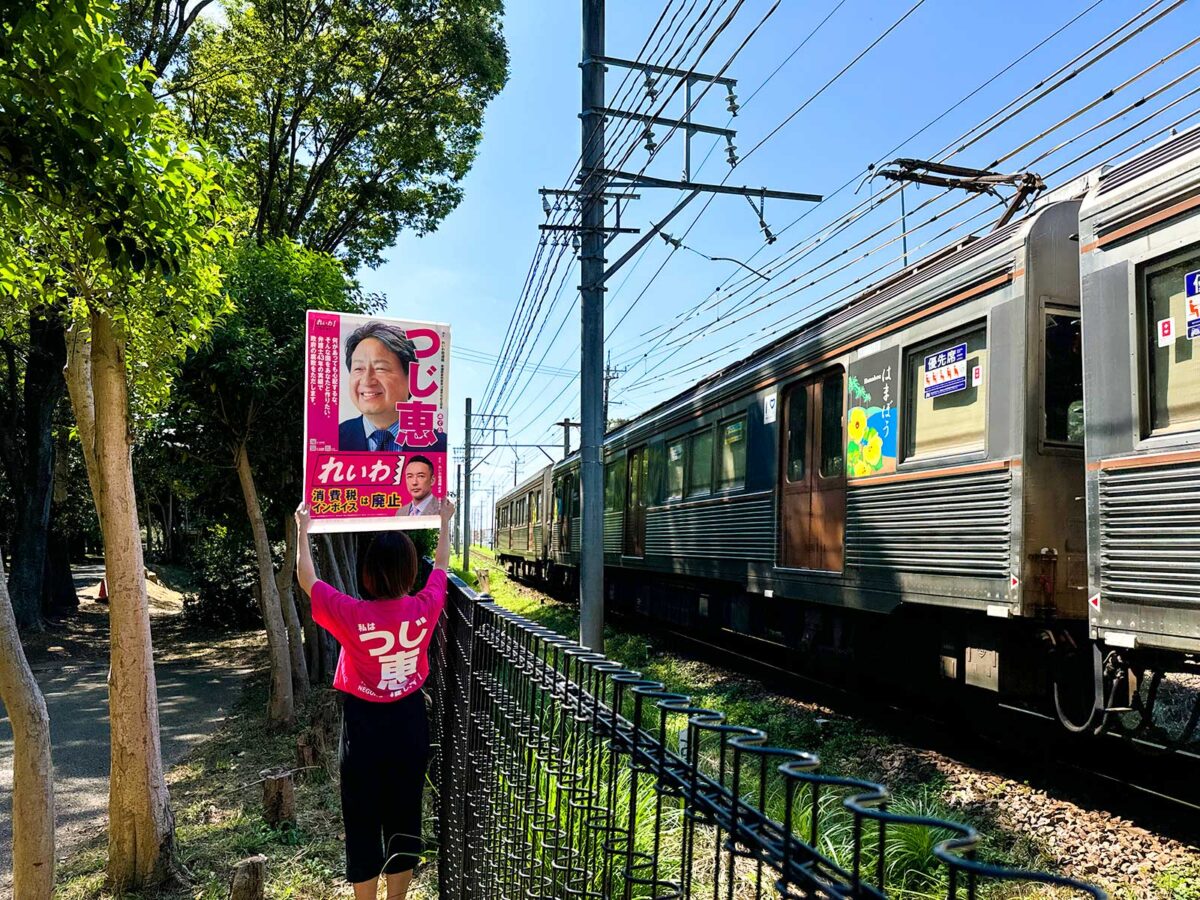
[174,0,508,269]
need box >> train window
[820,374,845,477]
[1044,311,1083,445]
[666,440,685,500]
[1143,252,1200,435]
[786,387,807,482]
[531,491,539,525]
[904,325,988,460]
[604,458,626,510]
[687,428,713,497]
[717,417,747,490]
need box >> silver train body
[495,127,1200,721]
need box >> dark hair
[345,321,417,372]
[361,531,418,600]
[407,455,434,475]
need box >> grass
[55,676,440,899]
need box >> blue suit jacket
[338,415,448,453]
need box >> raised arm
[435,499,455,571]
[294,502,317,597]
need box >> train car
[495,466,553,579]
[594,191,1089,698]
[1077,126,1200,726]
[496,129,1200,731]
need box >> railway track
[472,550,1199,848]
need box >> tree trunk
[3,308,68,632]
[276,514,308,697]
[0,555,55,899]
[234,441,294,728]
[65,311,174,890]
[42,530,79,616]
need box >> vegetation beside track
[458,547,1200,899]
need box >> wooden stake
[229,854,266,900]
[260,769,295,828]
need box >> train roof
[496,464,552,506]
[1079,122,1200,233]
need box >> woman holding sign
[295,498,454,900]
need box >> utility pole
[491,485,496,549]
[513,455,520,487]
[454,462,462,559]
[463,398,472,575]
[548,0,821,652]
[578,0,606,651]
[559,418,579,457]
[602,351,627,430]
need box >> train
[493,125,1200,741]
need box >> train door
[624,446,648,557]
[778,369,846,570]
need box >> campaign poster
[847,346,899,478]
[303,311,450,533]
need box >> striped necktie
[368,428,394,452]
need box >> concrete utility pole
[513,456,519,487]
[463,398,472,574]
[579,0,606,652]
[559,418,579,457]
[546,0,821,653]
[454,462,462,558]
[602,351,627,429]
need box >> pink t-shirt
[310,569,448,702]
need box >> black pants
[339,691,430,883]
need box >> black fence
[427,573,1105,899]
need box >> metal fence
[426,573,1106,899]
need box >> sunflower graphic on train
[846,374,897,477]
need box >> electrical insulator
[542,195,552,216]
[644,73,659,101]
[726,87,739,116]
[643,126,657,154]
[571,233,581,252]
[725,135,738,167]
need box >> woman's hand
[294,500,317,596]
[439,499,455,527]
[295,501,312,536]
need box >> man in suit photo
[402,456,441,516]
[338,321,418,451]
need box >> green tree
[174,0,509,269]
[172,238,373,725]
[0,1,240,891]
[161,0,507,692]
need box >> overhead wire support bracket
[590,106,736,139]
[539,223,639,235]
[598,169,822,203]
[587,54,737,87]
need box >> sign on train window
[718,417,747,490]
[1143,252,1200,435]
[687,428,713,497]
[904,325,988,460]
[666,440,685,500]
[1044,311,1083,446]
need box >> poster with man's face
[303,310,450,533]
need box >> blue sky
[356,0,1200,496]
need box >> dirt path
[0,564,261,895]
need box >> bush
[183,524,261,629]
